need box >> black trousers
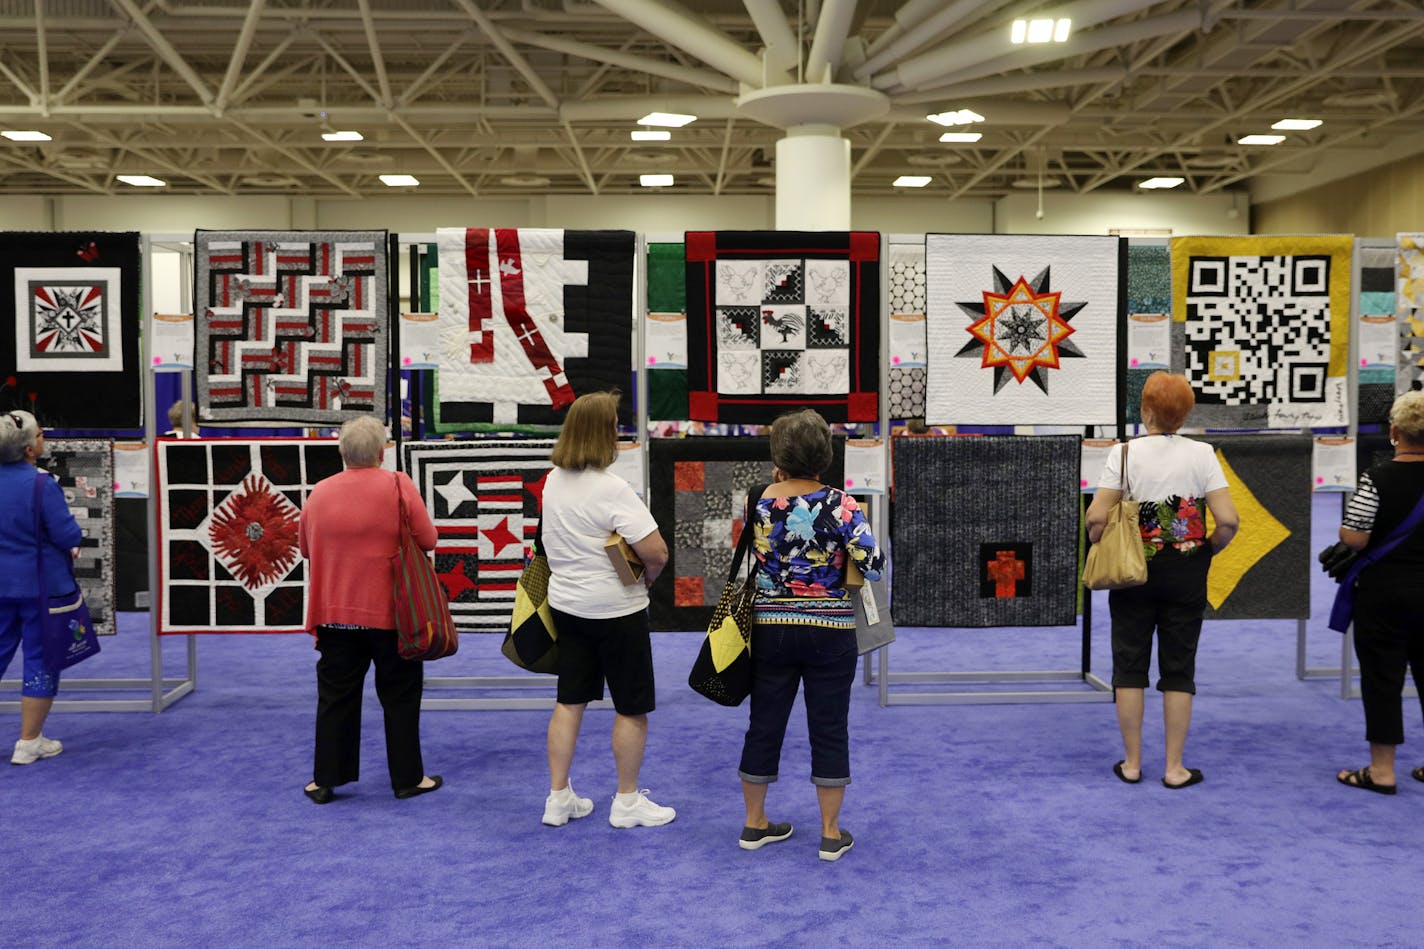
[1353,574,1424,746]
[1108,549,1212,694]
[313,626,424,791]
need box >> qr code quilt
[887,238,927,419]
[157,439,344,633]
[433,228,634,432]
[42,440,116,636]
[648,436,844,631]
[1396,234,1424,397]
[0,231,142,429]
[1171,235,1351,429]
[402,439,553,633]
[194,230,389,424]
[685,231,880,423]
[924,234,1123,425]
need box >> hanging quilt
[156,439,344,634]
[1396,233,1424,398]
[1354,239,1395,426]
[887,237,927,420]
[0,231,142,429]
[891,435,1079,628]
[1171,235,1351,429]
[924,234,1123,426]
[684,231,880,424]
[403,439,553,632]
[1200,434,1310,620]
[194,230,389,424]
[647,241,689,421]
[648,436,845,631]
[433,228,634,432]
[42,440,116,636]
[1125,242,1171,425]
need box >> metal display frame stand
[2,232,197,713]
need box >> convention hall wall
[1254,152,1424,237]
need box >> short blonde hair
[167,400,195,430]
[551,391,619,471]
[338,415,387,467]
[1139,372,1195,433]
[770,409,833,479]
[0,409,40,464]
[1390,390,1424,444]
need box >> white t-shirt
[1098,434,1227,502]
[542,466,660,619]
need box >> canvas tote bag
[1081,441,1148,591]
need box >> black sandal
[1336,766,1396,795]
[1412,766,1424,784]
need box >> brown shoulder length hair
[551,391,620,471]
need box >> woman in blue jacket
[0,411,83,765]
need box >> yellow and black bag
[688,485,767,706]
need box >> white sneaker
[542,782,594,827]
[608,789,676,828]
[11,735,62,766]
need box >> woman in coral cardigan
[298,415,441,804]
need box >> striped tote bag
[391,475,459,661]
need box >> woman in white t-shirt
[538,391,673,830]
[1086,372,1238,790]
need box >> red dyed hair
[1139,371,1195,432]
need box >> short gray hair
[0,410,40,464]
[338,415,387,467]
[1391,390,1424,444]
[769,409,833,480]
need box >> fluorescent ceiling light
[927,109,985,127]
[640,174,674,187]
[939,132,983,143]
[321,130,363,142]
[893,175,932,188]
[2,130,51,142]
[630,130,671,141]
[1012,18,1071,44]
[638,112,696,128]
[1237,134,1286,146]
[1138,176,1185,189]
[1271,118,1322,131]
[379,174,420,186]
[115,174,166,187]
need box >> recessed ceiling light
[640,174,674,187]
[500,175,550,187]
[1271,118,1322,131]
[939,132,983,143]
[1010,176,1062,189]
[1237,134,1286,146]
[906,152,962,167]
[894,175,932,188]
[638,112,696,128]
[116,174,166,187]
[379,174,420,187]
[1322,90,1393,108]
[2,130,51,142]
[927,109,985,127]
[1012,17,1071,44]
[631,130,671,142]
[1138,176,1185,189]
[321,130,363,142]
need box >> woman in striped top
[737,410,883,862]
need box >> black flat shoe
[304,785,335,805]
[1112,760,1142,785]
[394,775,443,799]
[1162,768,1204,790]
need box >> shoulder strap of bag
[393,471,414,552]
[1342,484,1424,583]
[727,483,771,583]
[1119,440,1131,499]
[33,472,49,603]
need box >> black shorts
[550,606,656,715]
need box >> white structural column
[775,125,851,230]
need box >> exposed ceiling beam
[224,118,362,198]
[742,0,801,73]
[387,111,480,197]
[213,0,267,115]
[449,0,561,109]
[498,27,739,93]
[356,0,394,110]
[107,0,214,107]
[590,0,793,88]
[806,0,857,82]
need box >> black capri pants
[1108,547,1212,694]
[1351,572,1424,746]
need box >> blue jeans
[738,623,857,787]
[0,598,59,698]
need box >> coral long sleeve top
[298,467,437,632]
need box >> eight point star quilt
[891,435,1080,628]
[157,439,344,634]
[0,231,142,429]
[194,230,389,425]
[924,234,1124,426]
[684,231,881,424]
[43,440,116,636]
[648,436,844,631]
[1171,235,1351,429]
[433,228,635,432]
[403,439,553,632]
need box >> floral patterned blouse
[750,487,884,603]
[1137,495,1209,558]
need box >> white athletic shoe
[542,782,594,827]
[608,789,676,828]
[11,735,62,766]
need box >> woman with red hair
[1086,372,1238,789]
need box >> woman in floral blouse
[1086,372,1238,790]
[737,410,884,862]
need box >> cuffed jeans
[738,622,857,787]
